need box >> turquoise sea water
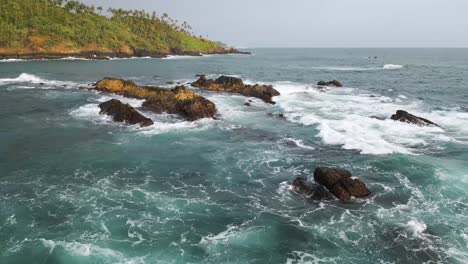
[1,49,467,263]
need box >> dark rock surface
[98,99,153,127]
[317,80,343,87]
[313,167,370,201]
[191,75,280,104]
[390,110,440,127]
[292,177,334,200]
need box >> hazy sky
[81,0,468,48]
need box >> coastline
[0,49,251,61]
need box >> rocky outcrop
[390,110,440,127]
[191,75,280,104]
[292,177,334,200]
[94,78,217,121]
[313,167,370,201]
[317,80,343,87]
[98,99,153,127]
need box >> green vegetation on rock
[0,0,226,57]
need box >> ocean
[1,48,467,263]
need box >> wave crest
[0,73,77,88]
[383,64,404,69]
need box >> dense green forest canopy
[0,0,224,54]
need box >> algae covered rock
[94,78,217,121]
[191,75,280,104]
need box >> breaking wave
[383,64,404,69]
[0,73,78,88]
[272,81,467,154]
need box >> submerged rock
[313,167,370,201]
[390,110,440,127]
[98,99,153,127]
[94,78,217,121]
[292,177,334,200]
[191,75,280,104]
[317,80,343,87]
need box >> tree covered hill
[0,0,234,59]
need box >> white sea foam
[282,138,315,150]
[58,56,92,61]
[40,239,123,257]
[39,239,144,263]
[163,54,202,60]
[286,251,339,264]
[0,73,77,87]
[383,64,404,69]
[405,219,427,238]
[273,81,465,154]
[199,225,240,245]
[0,58,24,62]
[108,56,152,61]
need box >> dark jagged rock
[94,78,217,121]
[317,80,343,87]
[191,75,280,104]
[244,102,251,106]
[390,110,440,127]
[313,167,370,201]
[292,177,334,200]
[166,81,174,85]
[98,99,153,127]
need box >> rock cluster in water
[391,110,440,127]
[94,78,217,121]
[293,167,370,201]
[317,80,343,87]
[98,99,153,127]
[191,75,280,104]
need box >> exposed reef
[191,75,280,104]
[94,78,217,121]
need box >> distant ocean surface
[1,48,467,264]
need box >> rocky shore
[0,47,251,60]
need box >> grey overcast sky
[80,0,468,48]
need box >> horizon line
[240,46,468,49]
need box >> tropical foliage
[0,0,223,54]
